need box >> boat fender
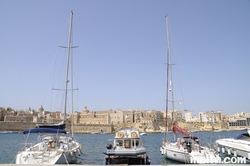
[146,155,151,165]
[233,150,237,157]
[160,147,164,155]
[77,149,81,156]
[131,131,138,138]
[73,149,78,157]
[217,146,220,152]
[116,132,124,138]
[222,147,225,153]
[227,148,231,155]
[79,148,83,154]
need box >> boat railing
[22,143,34,149]
[220,138,250,145]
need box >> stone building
[185,112,195,122]
[167,110,182,121]
[4,114,33,122]
[108,109,124,125]
[0,107,7,121]
[37,105,45,123]
[80,107,109,124]
[228,118,249,128]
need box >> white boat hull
[160,141,221,164]
[104,148,146,156]
[16,151,63,164]
[216,138,250,160]
[16,140,82,164]
[161,146,191,163]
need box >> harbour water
[0,129,246,164]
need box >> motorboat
[36,121,66,130]
[215,129,250,161]
[16,128,82,164]
[103,128,151,165]
[140,132,147,136]
[15,11,82,164]
[91,129,107,134]
[160,14,221,164]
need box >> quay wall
[0,121,36,131]
[0,121,113,133]
[73,124,113,133]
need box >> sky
[1,0,250,116]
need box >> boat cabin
[114,138,141,149]
[176,136,202,153]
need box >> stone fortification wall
[73,124,113,133]
[0,121,114,133]
[0,121,36,131]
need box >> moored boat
[161,122,221,163]
[15,11,82,164]
[160,14,221,164]
[36,121,66,130]
[16,128,82,164]
[140,132,147,136]
[103,128,151,165]
[215,128,250,162]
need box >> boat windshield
[236,133,250,140]
[114,138,141,149]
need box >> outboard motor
[106,144,113,149]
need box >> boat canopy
[23,128,67,134]
[172,122,190,136]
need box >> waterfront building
[80,107,109,124]
[1,104,249,132]
[108,109,124,126]
[228,118,249,128]
[199,111,222,123]
[167,109,182,121]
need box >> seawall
[0,121,113,133]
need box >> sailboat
[160,14,221,164]
[15,11,82,164]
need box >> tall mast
[166,18,175,121]
[164,14,169,139]
[63,11,74,123]
[165,14,176,140]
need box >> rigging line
[40,16,70,110]
[71,33,75,137]
[40,41,61,108]
[73,36,80,116]
[165,21,187,112]
[170,29,188,111]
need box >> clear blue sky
[1,0,250,116]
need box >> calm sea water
[0,130,245,164]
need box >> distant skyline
[1,0,250,115]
